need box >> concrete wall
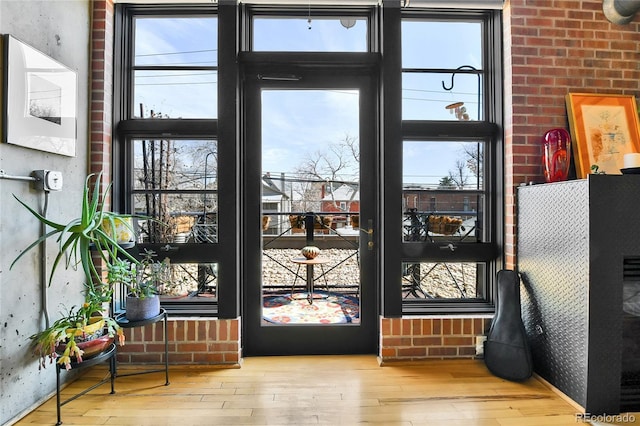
[0,1,91,424]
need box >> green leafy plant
[11,171,139,286]
[107,253,158,299]
[12,171,137,370]
[29,300,124,371]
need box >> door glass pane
[403,140,486,243]
[132,139,218,244]
[253,17,367,52]
[261,90,361,326]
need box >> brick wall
[504,0,640,268]
[89,0,114,184]
[379,316,492,363]
[116,318,241,366]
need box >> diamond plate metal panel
[518,175,640,414]
[518,180,590,407]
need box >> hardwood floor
[13,355,637,425]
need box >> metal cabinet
[517,175,640,414]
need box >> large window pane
[402,262,486,300]
[133,16,217,119]
[133,139,218,244]
[403,141,485,243]
[134,70,217,119]
[401,21,481,69]
[403,72,482,121]
[133,139,218,190]
[134,17,217,66]
[403,141,484,189]
[253,17,367,52]
[157,261,218,301]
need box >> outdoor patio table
[290,256,329,304]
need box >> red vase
[542,128,571,182]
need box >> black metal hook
[442,65,479,91]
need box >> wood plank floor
[13,355,638,425]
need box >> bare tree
[462,143,482,181]
[292,134,359,212]
[448,159,470,189]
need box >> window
[252,11,369,51]
[113,3,502,318]
[132,16,218,119]
[114,5,221,315]
[400,11,502,313]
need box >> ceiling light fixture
[340,19,356,29]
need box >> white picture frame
[2,35,77,157]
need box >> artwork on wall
[1,35,77,157]
[566,93,640,179]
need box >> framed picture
[566,93,640,178]
[2,35,77,156]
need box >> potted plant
[11,171,137,369]
[29,291,124,371]
[108,249,164,321]
[11,171,139,286]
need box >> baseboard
[533,372,585,413]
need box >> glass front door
[242,70,378,355]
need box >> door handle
[360,219,374,250]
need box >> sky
[133,13,483,187]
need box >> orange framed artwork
[565,93,640,179]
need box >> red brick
[458,347,477,356]
[462,319,473,335]
[229,320,239,340]
[177,343,208,352]
[411,319,422,335]
[432,319,441,335]
[443,337,473,346]
[129,353,162,363]
[380,347,396,358]
[186,321,196,340]
[218,321,228,341]
[391,319,401,336]
[428,347,457,357]
[412,337,442,346]
[118,343,145,353]
[397,347,427,358]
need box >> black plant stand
[55,343,116,425]
[114,308,169,385]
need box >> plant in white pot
[109,249,165,321]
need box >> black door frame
[241,57,380,356]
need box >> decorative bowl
[301,246,320,259]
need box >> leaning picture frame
[2,35,77,157]
[565,92,640,178]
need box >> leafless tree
[448,159,470,189]
[292,134,359,212]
